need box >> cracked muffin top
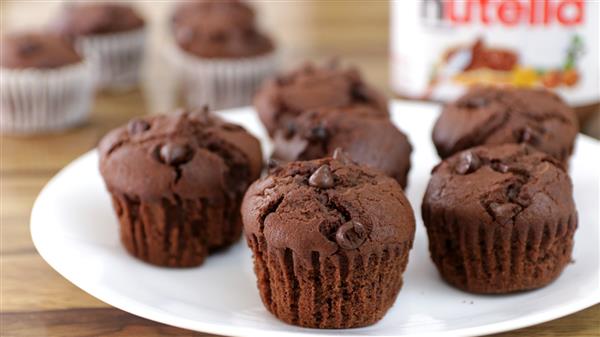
[53,2,145,37]
[171,0,274,58]
[99,108,262,200]
[1,32,82,69]
[432,87,578,163]
[241,150,415,261]
[271,105,412,188]
[423,144,575,229]
[254,60,388,136]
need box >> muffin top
[172,0,274,58]
[433,86,578,162]
[99,108,262,200]
[53,2,145,37]
[242,151,415,261]
[424,144,575,228]
[0,32,82,69]
[272,105,412,188]
[254,60,388,135]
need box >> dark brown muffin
[432,86,578,164]
[172,0,274,58]
[1,32,82,69]
[99,108,263,267]
[53,2,145,37]
[272,105,412,188]
[422,144,577,294]
[242,151,415,328]
[254,60,388,136]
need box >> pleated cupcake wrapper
[247,234,411,328]
[110,193,242,268]
[76,28,146,90]
[422,206,577,293]
[166,44,278,110]
[0,62,94,135]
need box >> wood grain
[0,1,598,337]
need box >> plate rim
[31,106,600,337]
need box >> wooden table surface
[1,2,598,336]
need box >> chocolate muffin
[172,0,274,59]
[422,144,577,293]
[99,108,263,267]
[432,87,578,164]
[242,150,415,328]
[52,2,146,89]
[53,2,144,37]
[1,33,81,69]
[272,105,412,188]
[254,60,388,136]
[1,32,93,134]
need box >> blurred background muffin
[167,0,277,110]
[0,32,94,134]
[52,2,146,90]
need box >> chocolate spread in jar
[391,0,599,122]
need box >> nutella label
[391,0,599,106]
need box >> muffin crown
[0,32,82,69]
[254,61,388,135]
[425,144,575,229]
[53,3,145,37]
[172,0,273,58]
[433,86,578,161]
[272,105,412,187]
[242,153,415,261]
[99,108,262,201]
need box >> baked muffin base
[423,207,577,294]
[111,193,242,268]
[247,234,411,328]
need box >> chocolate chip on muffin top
[432,86,578,163]
[254,60,388,135]
[272,104,412,188]
[53,2,145,37]
[1,32,82,69]
[99,108,262,200]
[242,151,415,261]
[172,0,274,58]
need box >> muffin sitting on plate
[422,144,577,293]
[99,107,263,267]
[52,2,146,90]
[242,150,415,328]
[169,0,277,110]
[254,60,388,136]
[0,32,94,134]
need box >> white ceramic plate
[31,101,600,337]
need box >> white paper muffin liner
[0,62,95,135]
[166,44,278,110]
[76,28,146,91]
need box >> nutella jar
[391,0,599,117]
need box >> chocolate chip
[158,143,193,165]
[309,165,334,189]
[309,124,328,141]
[462,96,489,109]
[336,221,367,250]
[127,118,150,135]
[507,184,520,201]
[491,160,509,173]
[520,126,540,145]
[489,202,522,225]
[332,148,353,164]
[455,151,481,174]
